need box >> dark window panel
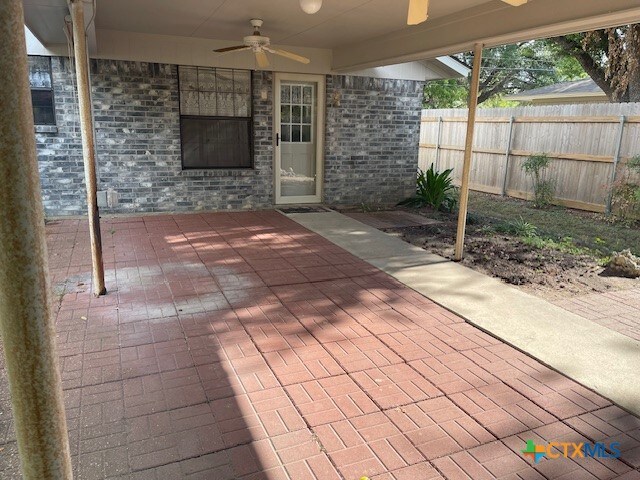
[181,117,252,169]
[31,90,55,125]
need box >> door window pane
[281,85,290,103]
[303,86,312,104]
[281,125,291,142]
[301,125,311,142]
[281,105,290,123]
[291,125,301,142]
[302,106,311,123]
[291,86,301,103]
[292,105,301,123]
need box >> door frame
[274,72,325,204]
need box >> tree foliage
[424,23,640,107]
[456,43,563,104]
[548,25,640,102]
[424,40,585,108]
[423,78,468,109]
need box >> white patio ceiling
[23,0,640,71]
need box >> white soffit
[92,0,488,49]
[23,0,640,71]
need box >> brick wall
[35,57,422,216]
[35,57,85,215]
[324,75,423,207]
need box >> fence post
[501,116,515,196]
[606,115,626,214]
[435,116,443,170]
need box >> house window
[280,84,313,143]
[178,66,253,169]
[28,56,55,125]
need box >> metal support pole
[606,115,626,214]
[0,1,73,478]
[435,116,443,170]
[454,43,483,261]
[501,116,515,196]
[69,0,106,296]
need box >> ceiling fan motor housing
[243,34,270,48]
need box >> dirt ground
[389,220,640,300]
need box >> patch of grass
[468,192,640,259]
[495,216,537,237]
[522,235,595,258]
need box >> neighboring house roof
[506,78,606,102]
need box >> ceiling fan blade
[255,49,270,69]
[263,47,310,64]
[501,0,528,4]
[407,0,429,25]
[214,45,250,53]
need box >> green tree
[457,42,561,104]
[423,78,467,109]
[548,24,640,102]
[424,40,585,108]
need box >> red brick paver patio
[554,288,640,343]
[1,211,639,479]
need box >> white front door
[275,73,325,204]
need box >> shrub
[611,155,640,222]
[522,153,555,208]
[495,216,538,237]
[399,164,458,212]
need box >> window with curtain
[28,56,55,125]
[178,66,253,169]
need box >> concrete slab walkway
[288,211,640,418]
[0,211,638,479]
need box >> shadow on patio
[1,210,639,479]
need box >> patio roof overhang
[23,0,640,72]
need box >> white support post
[0,1,73,478]
[454,43,483,261]
[69,0,106,296]
[501,116,515,196]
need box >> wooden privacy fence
[419,103,640,213]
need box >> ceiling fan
[407,0,528,25]
[213,19,310,69]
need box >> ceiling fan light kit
[299,0,323,15]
